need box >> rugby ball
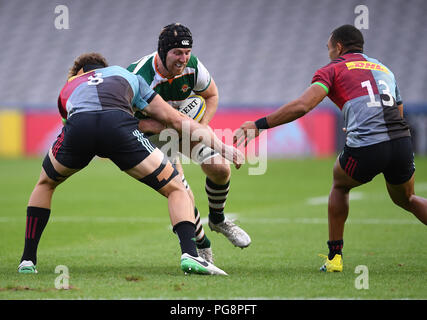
[178,95,206,122]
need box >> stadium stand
[0,0,426,156]
[0,0,426,107]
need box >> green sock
[196,235,211,249]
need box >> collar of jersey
[68,69,99,82]
[153,53,193,84]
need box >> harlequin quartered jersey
[311,52,410,148]
[58,65,157,120]
[127,52,211,109]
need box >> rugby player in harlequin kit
[18,52,244,275]
[235,25,427,272]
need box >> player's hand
[138,119,166,134]
[233,121,260,147]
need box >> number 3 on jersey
[88,72,104,86]
[361,79,394,107]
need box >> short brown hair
[67,52,108,79]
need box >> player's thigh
[126,148,169,179]
[125,148,181,197]
[38,148,83,189]
[382,137,416,205]
[43,116,95,185]
[337,142,390,186]
[48,148,80,177]
[385,173,415,207]
[383,137,415,185]
[333,154,363,190]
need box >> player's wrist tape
[254,117,269,130]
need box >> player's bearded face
[166,48,191,75]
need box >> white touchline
[306,192,364,205]
[0,214,418,225]
[199,213,239,226]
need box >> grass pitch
[0,156,426,300]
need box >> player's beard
[168,61,186,76]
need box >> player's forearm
[169,115,239,165]
[200,95,218,125]
[138,119,166,134]
[170,115,219,149]
[265,99,309,128]
[199,78,219,125]
[257,85,326,130]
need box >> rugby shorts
[339,136,415,185]
[51,110,156,171]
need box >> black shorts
[51,110,157,171]
[339,137,415,185]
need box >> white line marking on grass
[199,213,238,226]
[0,214,418,225]
[168,213,239,230]
[237,217,418,225]
[0,216,169,224]
[306,192,364,205]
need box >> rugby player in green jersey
[128,24,251,263]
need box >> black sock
[173,221,198,257]
[21,206,51,265]
[327,240,343,260]
[206,178,229,224]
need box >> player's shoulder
[316,53,363,73]
[99,65,139,81]
[103,65,128,73]
[127,52,156,73]
[127,52,156,82]
[315,60,336,75]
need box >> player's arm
[234,84,328,146]
[197,77,219,126]
[58,89,68,125]
[395,81,404,118]
[398,102,404,118]
[138,116,166,134]
[144,94,243,168]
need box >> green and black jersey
[127,51,211,109]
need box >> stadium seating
[0,0,426,108]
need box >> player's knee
[160,176,187,198]
[391,192,412,210]
[203,162,231,183]
[36,173,55,189]
[332,180,352,194]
